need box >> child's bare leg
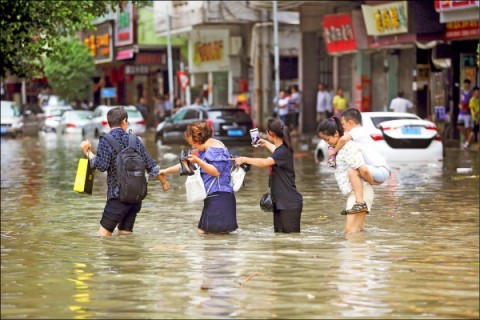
[348,168,364,203]
[358,165,379,185]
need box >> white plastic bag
[185,167,207,203]
[230,166,246,192]
[185,166,217,203]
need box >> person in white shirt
[316,83,330,124]
[389,91,414,113]
[328,108,390,215]
[276,89,290,126]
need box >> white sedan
[57,110,96,136]
[315,112,444,164]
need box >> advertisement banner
[115,1,134,47]
[445,20,479,40]
[83,23,113,64]
[362,1,408,36]
[434,0,479,12]
[322,13,357,54]
[435,0,480,22]
[188,29,229,73]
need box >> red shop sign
[322,13,357,54]
[435,0,479,11]
[445,20,479,40]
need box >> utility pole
[166,10,174,105]
[273,0,280,97]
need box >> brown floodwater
[1,132,479,319]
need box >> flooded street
[1,132,479,319]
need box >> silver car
[42,105,73,132]
[57,110,96,136]
[1,100,41,137]
[92,105,146,137]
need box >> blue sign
[101,87,116,98]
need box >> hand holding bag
[73,158,94,194]
[185,165,217,203]
[230,164,251,192]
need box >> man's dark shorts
[100,198,142,233]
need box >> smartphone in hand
[249,128,260,147]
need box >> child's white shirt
[347,126,388,168]
[334,140,365,195]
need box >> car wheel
[316,148,325,163]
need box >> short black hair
[107,107,128,127]
[341,107,362,125]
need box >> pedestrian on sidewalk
[389,91,415,113]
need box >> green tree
[0,0,150,78]
[43,38,95,104]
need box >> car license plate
[228,129,243,136]
[401,127,421,134]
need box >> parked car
[57,110,96,136]
[44,95,71,109]
[42,105,73,132]
[1,100,42,137]
[315,112,443,163]
[92,105,146,137]
[155,106,254,144]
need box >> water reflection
[1,133,479,319]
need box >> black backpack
[103,133,147,203]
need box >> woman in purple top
[160,122,237,234]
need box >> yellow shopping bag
[73,158,94,194]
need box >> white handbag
[230,166,246,192]
[185,166,216,203]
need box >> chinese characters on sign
[193,41,224,65]
[362,1,409,36]
[189,30,230,73]
[115,1,134,46]
[445,20,479,40]
[83,23,113,64]
[322,13,357,54]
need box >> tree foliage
[43,38,95,104]
[0,0,151,78]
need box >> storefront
[323,11,372,111]
[82,21,119,106]
[362,1,417,112]
[434,0,479,131]
[188,28,231,107]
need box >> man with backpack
[80,107,170,236]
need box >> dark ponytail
[267,118,294,152]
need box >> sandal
[345,202,369,215]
